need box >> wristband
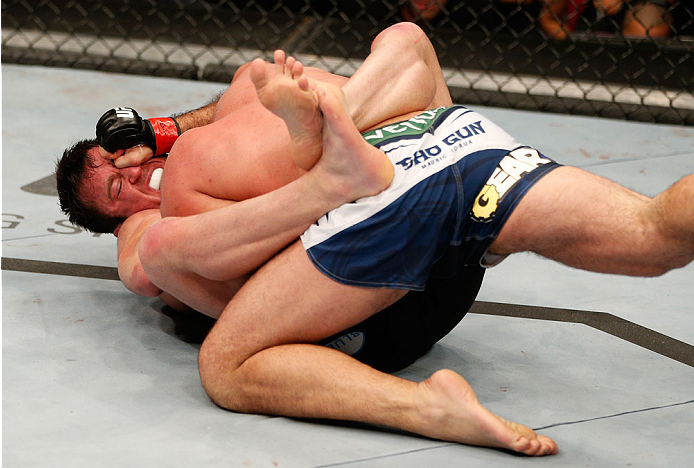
[147,117,181,155]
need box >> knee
[371,22,427,52]
[198,336,248,411]
[640,243,693,276]
[389,21,427,38]
[198,338,228,408]
[643,174,694,268]
[634,260,677,278]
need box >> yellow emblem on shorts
[472,184,500,220]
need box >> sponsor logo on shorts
[471,147,551,221]
[394,120,486,171]
[362,107,448,145]
[323,331,365,356]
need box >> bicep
[162,189,237,218]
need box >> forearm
[141,171,338,283]
[172,92,223,133]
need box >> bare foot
[414,369,558,456]
[312,83,394,202]
[250,50,323,170]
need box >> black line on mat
[470,301,694,367]
[3,257,693,367]
[1,257,120,281]
[310,400,694,466]
[533,399,694,431]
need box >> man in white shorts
[179,77,693,456]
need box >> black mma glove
[96,107,181,156]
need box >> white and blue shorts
[301,105,560,290]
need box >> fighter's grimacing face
[80,148,166,221]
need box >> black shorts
[319,259,485,373]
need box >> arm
[139,169,336,285]
[115,173,345,319]
[172,94,222,133]
[117,210,204,315]
[139,130,393,289]
[114,174,349,317]
[97,92,223,168]
[116,209,164,297]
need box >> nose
[122,165,142,183]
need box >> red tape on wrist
[149,117,180,155]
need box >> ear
[113,223,123,237]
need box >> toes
[249,58,269,89]
[538,435,559,455]
[525,438,542,456]
[511,434,557,457]
[273,50,286,75]
[291,60,304,80]
[285,56,296,76]
[297,76,310,92]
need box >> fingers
[99,144,153,168]
[98,146,124,160]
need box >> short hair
[55,139,125,233]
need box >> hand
[96,107,180,156]
[99,143,154,168]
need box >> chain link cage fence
[2,0,693,124]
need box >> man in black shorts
[184,77,692,456]
[59,28,694,456]
[57,23,480,376]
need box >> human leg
[199,241,556,456]
[250,22,451,169]
[342,22,453,130]
[320,263,485,373]
[490,166,694,276]
[197,82,557,456]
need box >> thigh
[321,263,485,373]
[205,241,407,368]
[489,165,664,275]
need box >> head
[56,139,165,234]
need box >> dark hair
[56,139,125,233]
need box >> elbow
[123,262,162,297]
[137,216,182,286]
[638,257,688,278]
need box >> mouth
[148,168,164,191]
